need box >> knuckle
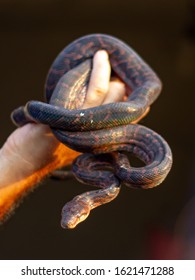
[94,86,108,96]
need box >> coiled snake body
[12,34,172,229]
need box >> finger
[103,79,126,104]
[82,50,111,109]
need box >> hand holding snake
[9,34,172,229]
[0,48,126,224]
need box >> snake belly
[11,34,173,229]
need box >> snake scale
[11,34,173,229]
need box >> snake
[11,34,173,229]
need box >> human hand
[0,50,126,187]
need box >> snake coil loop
[11,34,172,229]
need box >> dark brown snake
[11,34,173,229]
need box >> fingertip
[94,50,109,61]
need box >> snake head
[61,197,91,229]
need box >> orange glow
[0,106,149,222]
[0,144,80,221]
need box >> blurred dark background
[0,0,195,259]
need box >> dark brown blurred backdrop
[0,0,195,259]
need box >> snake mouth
[61,220,76,229]
[61,213,89,229]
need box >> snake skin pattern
[11,34,173,229]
